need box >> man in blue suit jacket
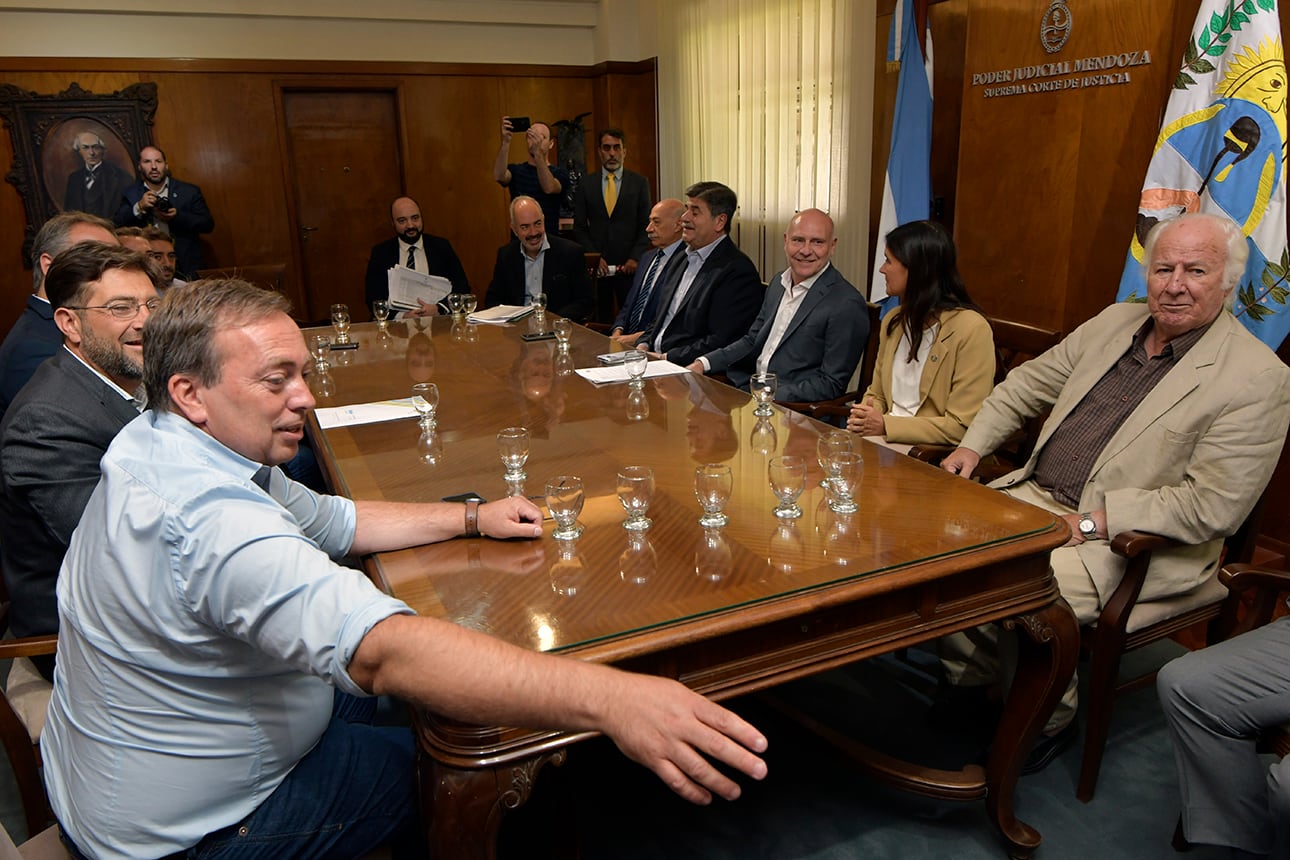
[0,212,118,422]
[610,198,686,345]
[0,243,158,679]
[485,197,594,322]
[690,209,868,402]
[572,129,652,322]
[639,181,762,368]
[363,196,471,316]
[114,146,214,279]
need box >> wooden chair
[0,634,57,840]
[775,302,883,423]
[1076,490,1269,801]
[194,263,287,293]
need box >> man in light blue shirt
[44,280,768,860]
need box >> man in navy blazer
[0,243,158,679]
[363,196,471,317]
[639,181,762,368]
[572,129,652,321]
[689,209,868,402]
[0,212,118,422]
[610,198,687,345]
[114,146,214,279]
[485,196,594,322]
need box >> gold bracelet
[464,499,481,538]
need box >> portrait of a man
[59,126,134,219]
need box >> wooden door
[282,89,403,322]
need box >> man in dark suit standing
[363,196,471,318]
[62,132,133,220]
[485,196,594,322]
[0,243,159,679]
[610,198,686,346]
[572,128,652,323]
[638,181,762,368]
[115,146,214,279]
[688,209,868,402]
[0,212,118,422]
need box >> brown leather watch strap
[464,499,481,537]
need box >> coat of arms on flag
[1117,0,1289,350]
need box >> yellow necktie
[605,172,618,216]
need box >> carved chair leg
[1077,620,1130,803]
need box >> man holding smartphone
[492,115,568,230]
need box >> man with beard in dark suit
[115,145,214,279]
[638,181,762,367]
[62,132,133,220]
[485,196,594,322]
[0,242,160,680]
[363,196,471,318]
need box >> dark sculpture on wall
[553,111,591,220]
[0,82,157,263]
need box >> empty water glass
[768,455,806,519]
[532,292,548,320]
[497,426,530,481]
[694,463,733,527]
[623,350,648,389]
[817,430,853,489]
[553,317,573,350]
[827,450,863,514]
[411,382,439,428]
[371,299,390,331]
[545,476,585,540]
[463,293,478,315]
[447,293,465,318]
[751,372,777,417]
[617,465,655,531]
[330,303,351,342]
[309,333,331,371]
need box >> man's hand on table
[478,497,543,539]
[600,673,768,804]
[940,447,982,480]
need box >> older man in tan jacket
[940,212,1290,770]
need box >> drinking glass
[827,450,863,514]
[309,333,331,371]
[817,430,853,489]
[553,317,573,351]
[545,476,585,540]
[532,292,548,319]
[463,293,478,315]
[617,465,655,531]
[497,426,530,481]
[623,350,648,389]
[411,382,439,428]
[371,299,390,331]
[694,463,733,527]
[768,455,806,519]
[625,389,650,422]
[447,293,465,318]
[330,303,351,342]
[750,372,778,417]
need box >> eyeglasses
[65,297,161,320]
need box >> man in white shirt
[688,209,869,402]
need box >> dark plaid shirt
[1031,319,1210,508]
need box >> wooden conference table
[304,317,1077,859]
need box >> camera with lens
[153,196,171,212]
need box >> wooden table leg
[422,749,567,860]
[987,598,1080,859]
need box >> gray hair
[1142,213,1248,309]
[30,211,116,292]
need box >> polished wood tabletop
[305,317,1076,859]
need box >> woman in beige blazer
[847,221,995,446]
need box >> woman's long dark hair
[883,220,979,361]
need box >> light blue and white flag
[870,0,933,315]
[1116,0,1288,350]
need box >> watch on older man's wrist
[1078,513,1098,540]
[464,500,481,538]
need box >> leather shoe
[1022,721,1078,775]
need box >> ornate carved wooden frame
[0,81,157,262]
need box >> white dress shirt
[653,234,727,352]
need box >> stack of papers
[574,360,691,384]
[315,399,419,429]
[468,305,535,325]
[386,268,451,311]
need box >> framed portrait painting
[0,81,157,262]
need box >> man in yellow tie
[572,128,653,323]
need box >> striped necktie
[406,245,416,270]
[626,250,665,331]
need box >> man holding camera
[492,116,568,231]
[115,145,215,279]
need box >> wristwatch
[1078,513,1098,540]
[464,499,481,538]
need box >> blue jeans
[64,692,418,859]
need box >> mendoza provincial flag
[870,0,933,309]
[1117,0,1289,350]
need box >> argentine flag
[870,0,933,311]
[1116,0,1288,350]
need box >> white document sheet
[574,360,692,384]
[467,305,535,325]
[315,398,419,429]
[387,268,451,311]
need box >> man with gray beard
[0,243,160,680]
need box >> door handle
[300,225,319,241]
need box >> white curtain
[654,0,874,285]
